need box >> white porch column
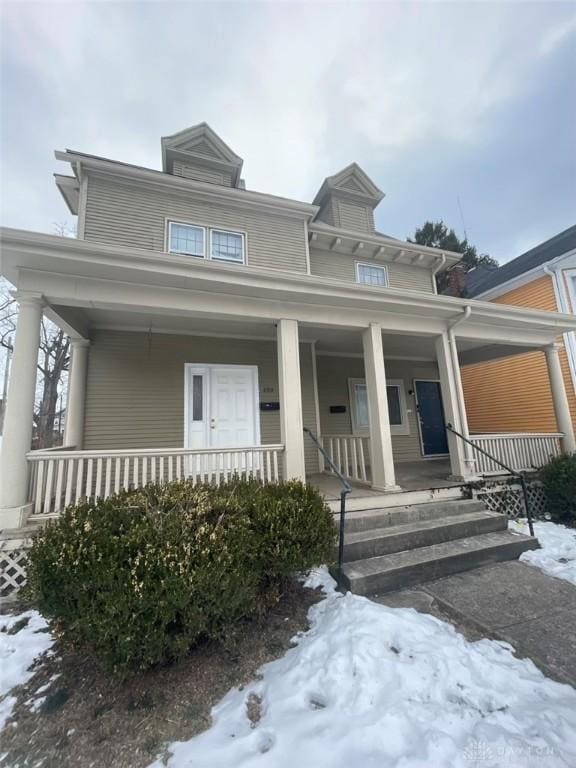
[435,332,470,480]
[545,343,576,454]
[64,339,90,449]
[362,323,398,491]
[0,292,43,527]
[277,319,306,481]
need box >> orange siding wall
[461,275,576,433]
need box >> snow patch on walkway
[0,610,54,731]
[153,567,576,768]
[511,519,576,586]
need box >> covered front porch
[16,315,572,521]
[1,229,576,527]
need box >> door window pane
[354,383,369,428]
[169,223,205,256]
[211,230,244,262]
[192,375,203,421]
[387,385,402,425]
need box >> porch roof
[2,227,576,365]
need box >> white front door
[185,364,260,450]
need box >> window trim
[166,219,247,265]
[355,261,389,288]
[209,227,246,264]
[348,377,410,436]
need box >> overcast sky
[1,1,575,264]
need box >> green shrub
[24,478,336,672]
[539,454,576,525]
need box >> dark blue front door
[415,380,449,456]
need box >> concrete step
[340,530,539,596]
[343,510,507,562]
[341,498,486,533]
[328,485,466,513]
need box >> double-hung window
[356,262,389,287]
[169,223,205,257]
[168,221,246,264]
[210,229,244,263]
[348,378,409,435]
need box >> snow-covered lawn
[511,519,576,586]
[153,568,576,768]
[0,610,54,731]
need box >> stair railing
[304,427,352,576]
[445,423,535,537]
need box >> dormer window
[356,262,389,287]
[167,221,245,264]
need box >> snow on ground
[0,610,54,731]
[152,568,576,768]
[511,519,576,586]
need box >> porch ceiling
[50,304,546,365]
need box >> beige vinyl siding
[316,354,440,462]
[315,197,374,233]
[83,330,319,473]
[315,198,337,227]
[337,200,373,233]
[83,174,309,273]
[172,161,233,187]
[309,248,435,293]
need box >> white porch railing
[319,432,563,483]
[468,433,563,475]
[27,445,283,517]
[320,435,370,484]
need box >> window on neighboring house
[169,222,205,257]
[167,221,246,264]
[211,229,245,263]
[356,262,389,287]
[348,378,409,435]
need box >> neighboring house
[462,226,576,435]
[1,123,576,531]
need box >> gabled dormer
[312,163,384,234]
[161,123,244,188]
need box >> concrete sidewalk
[375,561,576,688]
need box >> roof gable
[313,163,384,208]
[161,123,243,186]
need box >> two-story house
[1,123,576,594]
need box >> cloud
[0,1,574,263]
[539,12,576,56]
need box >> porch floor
[309,459,459,501]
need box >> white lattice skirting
[0,538,32,599]
[473,478,548,519]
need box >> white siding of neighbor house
[83,330,319,473]
[309,248,435,293]
[83,174,309,274]
[315,354,441,462]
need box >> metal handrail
[446,423,535,537]
[303,427,352,575]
